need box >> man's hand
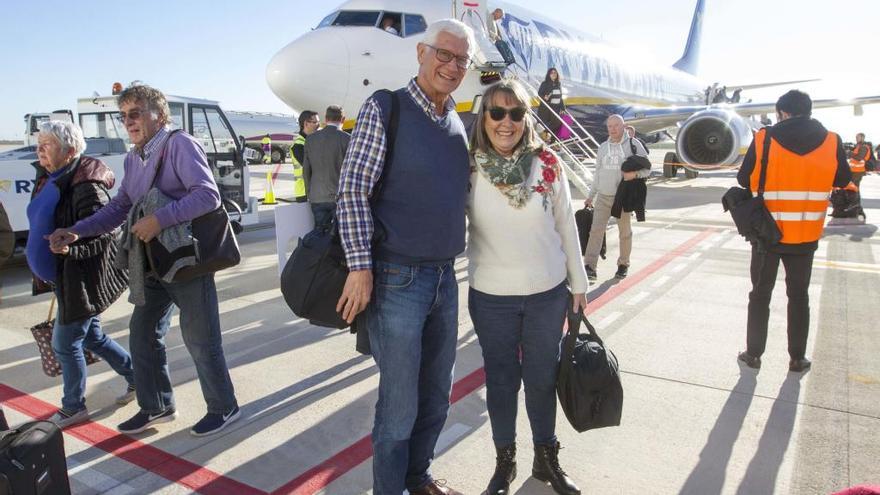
[131,214,162,243]
[572,292,587,313]
[336,269,373,324]
[584,197,593,208]
[623,171,637,181]
[46,229,79,252]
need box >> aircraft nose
[266,30,350,114]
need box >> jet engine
[675,109,754,169]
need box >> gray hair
[39,120,87,159]
[117,83,171,125]
[606,114,625,125]
[422,19,476,57]
[470,79,543,154]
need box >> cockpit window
[331,11,381,27]
[403,14,427,37]
[317,11,338,28]
[380,12,402,36]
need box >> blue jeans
[52,307,134,412]
[366,260,458,494]
[468,281,569,447]
[310,202,336,231]
[128,274,237,415]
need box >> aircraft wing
[725,78,820,91]
[623,95,880,134]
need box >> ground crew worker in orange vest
[735,90,851,373]
[848,132,872,186]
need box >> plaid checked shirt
[336,78,457,271]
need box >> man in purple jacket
[48,84,240,437]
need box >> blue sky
[1,0,877,142]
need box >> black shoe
[118,408,177,434]
[737,351,761,370]
[532,442,580,495]
[190,405,241,437]
[585,266,597,283]
[485,444,516,495]
[789,358,812,373]
[614,265,628,279]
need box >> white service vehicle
[0,93,259,243]
[225,111,299,164]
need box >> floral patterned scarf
[473,146,540,208]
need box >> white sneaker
[116,384,136,405]
[49,408,89,429]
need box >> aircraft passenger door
[188,105,248,212]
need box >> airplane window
[332,11,381,27]
[380,12,402,36]
[403,14,427,37]
[317,11,338,28]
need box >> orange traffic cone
[263,171,277,205]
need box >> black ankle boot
[532,442,580,495]
[484,444,516,494]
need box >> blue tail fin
[672,0,705,75]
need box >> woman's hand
[572,292,587,313]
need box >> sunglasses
[487,106,527,122]
[424,44,471,70]
[118,109,145,122]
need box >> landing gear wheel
[684,168,699,179]
[271,147,284,164]
[663,152,678,178]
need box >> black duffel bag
[722,128,781,247]
[557,307,623,432]
[280,224,349,329]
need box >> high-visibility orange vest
[750,128,838,244]
[849,143,869,173]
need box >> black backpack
[557,308,623,432]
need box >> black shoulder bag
[145,130,242,282]
[557,307,623,432]
[723,129,781,248]
[280,90,400,331]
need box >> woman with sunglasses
[537,67,566,137]
[467,80,587,495]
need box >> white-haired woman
[26,120,133,428]
[467,80,587,495]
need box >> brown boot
[484,444,516,494]
[532,442,580,495]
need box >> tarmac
[1,157,878,494]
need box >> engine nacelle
[676,109,754,169]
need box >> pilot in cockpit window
[381,15,400,36]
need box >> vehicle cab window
[403,14,427,37]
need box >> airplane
[265,0,880,178]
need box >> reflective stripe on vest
[290,134,306,166]
[849,143,868,172]
[291,133,306,198]
[750,128,838,244]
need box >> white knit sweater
[466,152,588,296]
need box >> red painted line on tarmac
[272,228,715,495]
[271,162,283,182]
[0,383,266,495]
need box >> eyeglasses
[118,109,145,122]
[487,106,527,122]
[424,44,471,70]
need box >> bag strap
[757,128,772,197]
[47,294,56,322]
[565,306,604,347]
[371,89,400,202]
[629,137,637,156]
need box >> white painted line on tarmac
[0,356,40,372]
[689,251,702,260]
[813,260,880,274]
[651,275,671,289]
[626,291,651,306]
[434,422,471,454]
[68,457,136,494]
[596,311,623,329]
[670,263,687,274]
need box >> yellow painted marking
[813,260,880,274]
[850,374,880,385]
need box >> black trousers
[746,245,814,360]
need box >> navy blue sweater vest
[372,89,470,265]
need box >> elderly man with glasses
[335,19,475,495]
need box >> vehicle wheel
[663,152,678,178]
[271,146,284,164]
[250,147,264,164]
[684,168,699,179]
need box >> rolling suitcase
[0,421,71,495]
[575,207,606,259]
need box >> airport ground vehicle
[225,111,299,164]
[0,93,259,244]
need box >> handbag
[29,296,100,378]
[557,307,623,432]
[280,89,400,332]
[723,128,782,247]
[145,130,242,282]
